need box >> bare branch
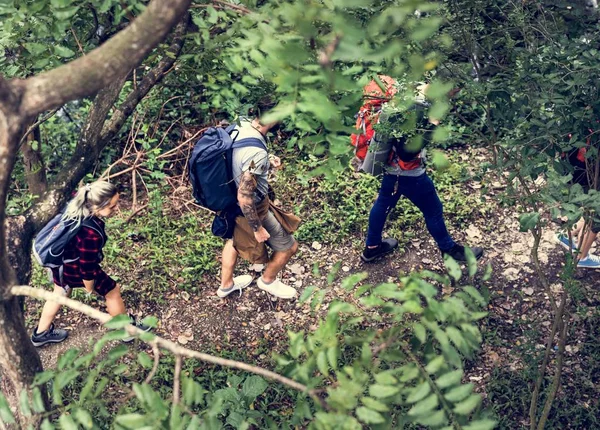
[18,109,59,148]
[173,355,182,406]
[12,285,325,405]
[146,344,161,384]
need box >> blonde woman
[32,180,150,346]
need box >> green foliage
[12,264,493,429]
[279,262,493,428]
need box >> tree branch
[173,355,182,406]
[18,0,192,117]
[11,286,325,406]
[18,109,59,148]
[26,14,189,232]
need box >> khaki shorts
[263,210,296,251]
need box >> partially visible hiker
[31,181,150,347]
[195,104,300,299]
[555,140,600,268]
[352,78,484,263]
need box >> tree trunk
[21,126,48,199]
[0,1,191,425]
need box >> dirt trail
[33,213,593,369]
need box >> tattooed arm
[238,170,270,243]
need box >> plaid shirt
[52,218,112,293]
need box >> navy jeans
[365,173,456,251]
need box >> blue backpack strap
[231,137,267,150]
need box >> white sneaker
[217,275,253,298]
[257,277,297,299]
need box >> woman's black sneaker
[361,238,399,263]
[31,323,68,347]
[442,244,484,262]
[122,315,153,343]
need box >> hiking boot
[217,275,253,298]
[443,244,484,262]
[257,278,297,299]
[555,233,577,251]
[577,253,600,269]
[361,238,399,263]
[123,315,153,343]
[31,323,68,347]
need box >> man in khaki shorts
[217,109,300,300]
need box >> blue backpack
[33,213,106,268]
[188,124,266,212]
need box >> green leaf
[58,348,79,370]
[482,263,492,281]
[431,150,450,171]
[19,390,31,417]
[56,369,79,390]
[299,286,317,303]
[374,371,397,385]
[436,370,463,389]
[0,392,16,424]
[317,351,329,376]
[32,387,46,413]
[413,323,427,343]
[463,419,498,430]
[356,406,385,424]
[444,255,462,281]
[241,376,268,402]
[54,45,75,58]
[138,352,153,369]
[415,409,447,427]
[116,413,147,429]
[34,371,55,386]
[108,344,129,361]
[425,355,445,374]
[327,345,339,370]
[369,384,400,398]
[53,5,79,20]
[329,301,357,315]
[341,272,368,290]
[361,397,389,412]
[74,408,93,429]
[58,414,78,430]
[406,381,431,404]
[104,314,132,329]
[407,393,439,416]
[453,394,481,415]
[24,42,47,55]
[141,316,158,328]
[465,247,477,277]
[50,0,72,7]
[518,212,540,232]
[444,384,474,403]
[41,418,55,430]
[463,286,486,306]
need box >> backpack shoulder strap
[231,137,267,151]
[81,218,107,247]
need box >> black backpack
[387,102,434,162]
[188,124,266,212]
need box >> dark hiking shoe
[361,238,399,263]
[31,323,68,347]
[122,315,152,343]
[442,244,484,262]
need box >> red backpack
[350,76,397,160]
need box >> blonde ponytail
[63,181,117,227]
